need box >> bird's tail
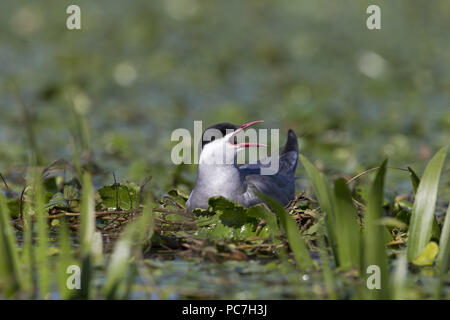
[282,129,298,154]
[279,129,298,173]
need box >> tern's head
[199,120,266,165]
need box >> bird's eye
[211,137,215,142]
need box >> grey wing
[238,129,299,206]
[242,172,295,207]
[239,150,298,175]
[238,151,297,206]
[239,128,298,175]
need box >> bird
[186,120,298,213]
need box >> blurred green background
[1,0,449,196]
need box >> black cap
[201,122,238,149]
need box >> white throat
[195,139,243,199]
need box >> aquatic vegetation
[0,0,449,300]
[0,144,448,299]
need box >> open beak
[228,120,267,148]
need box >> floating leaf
[98,182,140,210]
[45,192,69,210]
[208,196,257,228]
[247,204,280,236]
[64,185,80,210]
[168,188,189,204]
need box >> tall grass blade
[78,172,96,299]
[407,166,420,194]
[12,83,44,165]
[391,252,408,300]
[364,160,389,299]
[407,146,448,262]
[21,188,34,297]
[0,194,22,297]
[299,155,335,222]
[57,218,74,299]
[299,155,338,263]
[257,193,314,270]
[68,93,92,159]
[435,203,450,298]
[246,204,310,297]
[333,178,361,271]
[316,218,337,299]
[103,202,154,299]
[437,203,450,273]
[34,171,50,299]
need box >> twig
[112,171,119,210]
[346,166,409,184]
[0,172,10,190]
[153,207,192,218]
[139,176,152,204]
[103,217,139,231]
[42,158,82,185]
[18,186,27,222]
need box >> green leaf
[208,196,257,228]
[257,193,314,270]
[364,160,389,299]
[57,218,75,300]
[437,203,450,273]
[103,203,154,299]
[0,194,22,297]
[299,154,337,264]
[379,217,408,230]
[168,188,189,202]
[299,155,335,221]
[316,218,337,299]
[246,204,280,237]
[391,252,408,300]
[78,173,96,299]
[407,146,448,262]
[6,198,20,219]
[98,182,140,210]
[207,221,238,240]
[407,166,420,194]
[436,203,450,298]
[34,171,50,299]
[20,193,33,296]
[412,241,439,266]
[45,192,69,210]
[43,176,59,194]
[63,185,80,210]
[206,221,257,241]
[333,178,361,270]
